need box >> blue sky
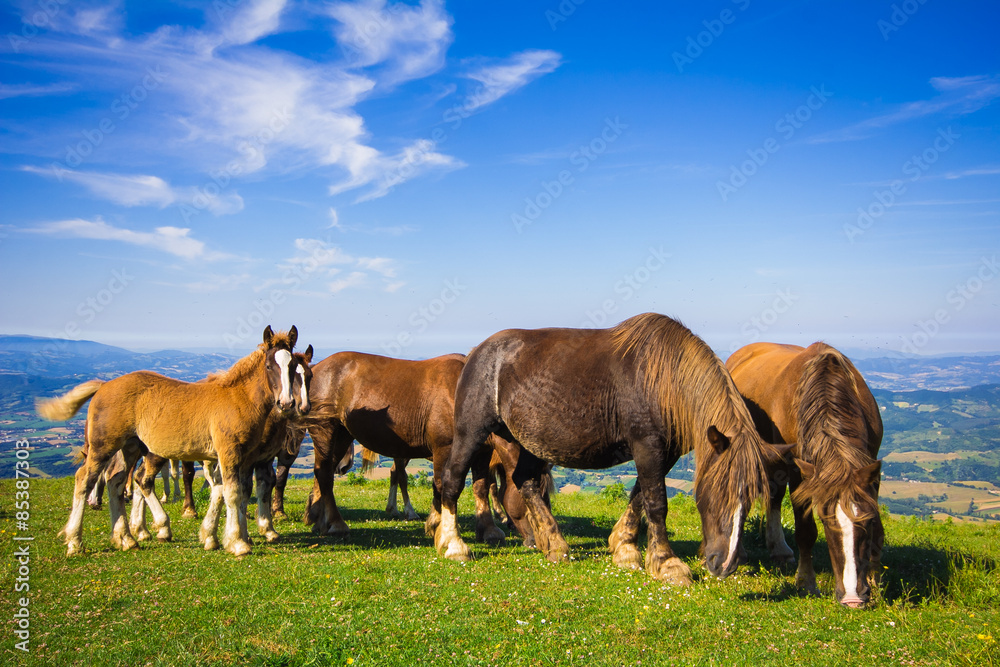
[1,0,998,358]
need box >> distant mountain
[854,355,1000,391]
[0,335,237,381]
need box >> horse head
[262,326,310,416]
[794,457,883,608]
[697,426,793,578]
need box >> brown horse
[127,347,314,545]
[435,313,790,585]
[300,352,523,546]
[726,342,884,608]
[36,326,305,557]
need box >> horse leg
[181,461,197,518]
[471,449,506,546]
[255,460,280,542]
[134,453,172,542]
[385,460,401,518]
[198,476,225,550]
[395,459,420,521]
[129,457,153,542]
[634,441,691,586]
[87,472,106,510]
[272,446,296,520]
[791,497,820,595]
[158,459,170,503]
[609,480,645,570]
[215,459,251,556]
[107,445,143,552]
[309,425,350,536]
[765,469,795,569]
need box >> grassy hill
[1,478,998,666]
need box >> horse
[127,347,314,545]
[299,351,532,546]
[434,313,790,586]
[726,342,884,608]
[360,449,420,520]
[36,326,306,557]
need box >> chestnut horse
[435,313,789,585]
[726,342,884,608]
[300,352,525,546]
[37,326,304,557]
[128,347,314,545]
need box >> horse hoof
[132,527,152,542]
[120,536,139,552]
[405,510,421,522]
[156,527,172,542]
[230,541,252,557]
[652,557,693,587]
[612,545,643,570]
[443,539,472,562]
[326,522,349,537]
[204,536,219,551]
[181,509,198,519]
[482,526,506,547]
[273,511,287,521]
[66,541,84,556]
[264,531,280,543]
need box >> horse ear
[288,325,298,349]
[765,443,795,465]
[303,344,314,364]
[854,460,882,487]
[707,426,730,455]
[262,325,274,346]
[793,458,816,481]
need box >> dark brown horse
[300,352,523,546]
[37,326,305,557]
[435,313,789,585]
[726,342,884,608]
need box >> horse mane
[790,345,878,521]
[610,313,770,513]
[360,447,379,475]
[207,329,297,387]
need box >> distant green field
[1,477,998,666]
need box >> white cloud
[0,82,75,99]
[28,217,218,260]
[810,75,1000,144]
[22,167,244,216]
[267,238,403,294]
[463,49,562,113]
[328,0,453,86]
[329,271,367,293]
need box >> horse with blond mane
[37,326,307,557]
[726,341,884,608]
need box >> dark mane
[611,313,771,513]
[791,345,877,521]
[208,329,297,387]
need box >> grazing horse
[726,342,884,608]
[128,347,314,545]
[36,326,305,557]
[435,313,789,585]
[300,352,523,546]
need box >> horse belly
[135,423,216,461]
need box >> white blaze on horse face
[720,505,743,574]
[836,503,861,603]
[296,364,309,409]
[274,349,293,406]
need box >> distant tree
[967,499,977,515]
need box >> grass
[2,477,999,666]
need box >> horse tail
[36,379,104,421]
[360,447,379,475]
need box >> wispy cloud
[463,49,562,113]
[810,75,1000,144]
[264,238,403,294]
[27,217,223,260]
[328,0,453,86]
[0,82,75,99]
[22,167,243,216]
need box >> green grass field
[2,477,998,666]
